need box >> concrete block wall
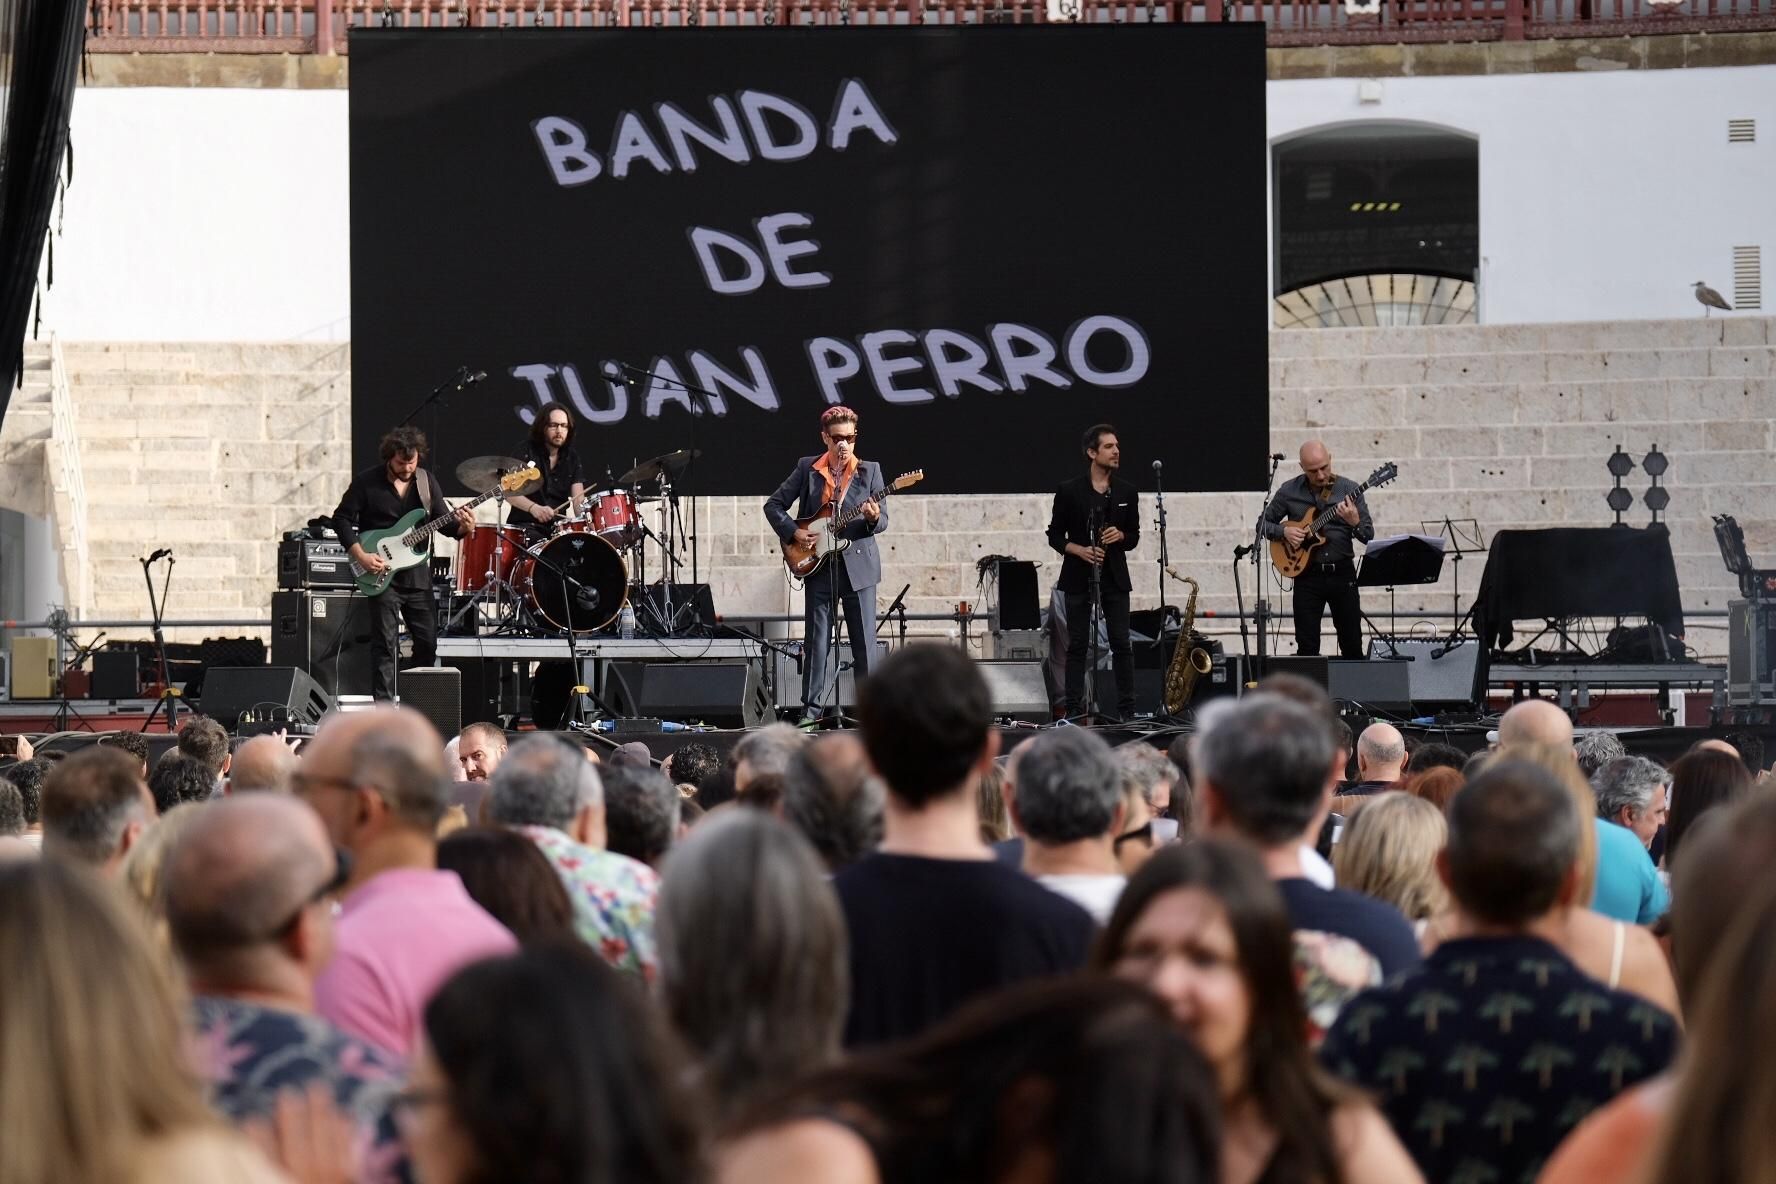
[49,317,1775,658]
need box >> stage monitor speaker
[9,637,55,700]
[1368,638,1482,709]
[399,667,462,739]
[634,583,717,631]
[272,590,374,699]
[995,561,1042,631]
[1135,648,1245,716]
[977,659,1050,723]
[1263,655,1328,689]
[91,650,141,700]
[772,641,890,711]
[200,666,332,730]
[1328,658,1412,713]
[606,660,771,729]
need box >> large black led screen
[350,26,1268,494]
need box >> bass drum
[514,531,629,634]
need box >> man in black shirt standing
[1262,439,1374,658]
[504,404,586,543]
[1047,424,1141,721]
[332,426,473,702]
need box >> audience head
[664,742,719,790]
[0,861,218,1183]
[1355,723,1406,782]
[658,809,847,1122]
[1165,732,1194,796]
[976,760,1011,844]
[1405,765,1463,813]
[488,732,605,847]
[1443,759,1583,927]
[164,794,343,991]
[1116,741,1181,821]
[1406,741,1467,776]
[1573,730,1627,779]
[694,765,737,813]
[1012,728,1123,847]
[293,707,449,868]
[782,733,884,870]
[1193,693,1335,847]
[227,734,297,794]
[1665,748,1754,868]
[735,771,785,815]
[456,723,507,783]
[731,723,805,793]
[1332,791,1449,923]
[176,716,231,780]
[1095,839,1346,1180]
[1497,698,1574,750]
[40,747,154,873]
[1591,755,1670,848]
[0,780,22,837]
[120,801,210,930]
[600,763,681,868]
[411,943,704,1184]
[1669,795,1776,1009]
[1,758,48,831]
[97,731,150,776]
[148,752,215,814]
[738,975,1220,1184]
[610,742,653,769]
[858,643,997,809]
[1491,740,1600,906]
[435,827,575,946]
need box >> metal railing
[80,0,1776,50]
[45,336,93,621]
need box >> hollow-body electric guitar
[350,464,540,596]
[781,470,924,578]
[1269,462,1399,579]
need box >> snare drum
[456,524,528,593]
[586,489,642,550]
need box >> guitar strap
[416,468,435,520]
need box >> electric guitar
[350,464,541,597]
[781,470,924,578]
[1269,462,1399,579]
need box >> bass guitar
[350,464,541,596]
[781,470,924,578]
[1269,462,1399,579]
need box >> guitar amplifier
[271,590,374,698]
[278,537,355,590]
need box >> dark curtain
[0,0,85,423]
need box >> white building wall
[37,65,1776,340]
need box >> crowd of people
[0,647,1770,1183]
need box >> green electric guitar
[349,464,540,596]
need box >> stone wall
[53,316,1775,658]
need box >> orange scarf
[812,451,857,510]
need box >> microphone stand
[1152,460,1171,655]
[1234,454,1285,687]
[139,551,179,734]
[610,360,720,598]
[1079,504,1105,723]
[523,543,620,722]
[395,366,482,475]
[875,582,912,645]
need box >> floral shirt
[1294,929,1384,1047]
[189,995,410,1184]
[516,824,659,981]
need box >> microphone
[1271,453,1286,461]
[461,370,488,386]
[601,361,629,386]
[147,548,172,563]
[1151,459,1163,472]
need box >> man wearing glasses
[765,406,888,727]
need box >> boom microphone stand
[139,549,180,734]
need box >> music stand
[1423,517,1487,633]
[1357,534,1446,657]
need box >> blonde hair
[0,861,217,1184]
[1492,741,1598,907]
[120,802,208,938]
[977,763,1011,844]
[1332,792,1449,922]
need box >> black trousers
[371,583,438,702]
[1064,588,1135,718]
[1292,560,1364,658]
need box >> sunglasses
[826,432,858,445]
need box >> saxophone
[1162,568,1215,716]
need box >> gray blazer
[764,455,888,589]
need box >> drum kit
[446,447,701,637]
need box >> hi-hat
[619,448,702,486]
[457,455,539,495]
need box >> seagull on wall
[1693,281,1733,317]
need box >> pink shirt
[314,868,516,1058]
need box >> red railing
[81,0,1776,49]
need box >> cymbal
[457,455,537,496]
[618,448,702,486]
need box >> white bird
[1693,281,1733,317]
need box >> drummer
[506,404,586,541]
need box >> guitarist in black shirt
[1046,424,1141,721]
[332,427,473,701]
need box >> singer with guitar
[332,426,475,701]
[1048,424,1140,721]
[1263,439,1375,658]
[764,406,886,726]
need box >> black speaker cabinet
[91,650,141,700]
[399,667,462,739]
[605,660,771,728]
[200,666,332,730]
[976,659,1050,723]
[995,561,1042,631]
[271,590,374,699]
